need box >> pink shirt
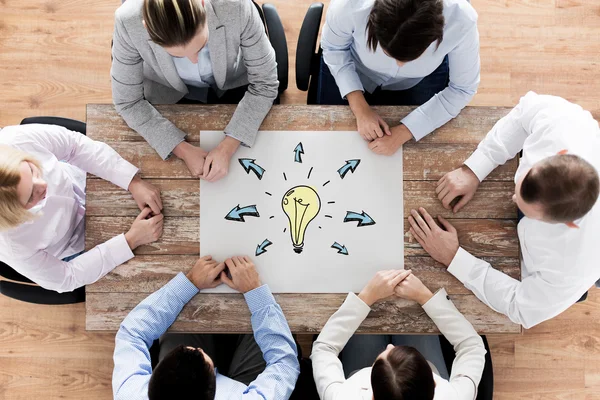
[0,124,138,293]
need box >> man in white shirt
[407,92,600,328]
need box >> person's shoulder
[115,0,143,25]
[444,0,478,26]
[0,125,21,145]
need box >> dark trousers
[316,55,449,106]
[158,333,266,386]
[178,84,280,105]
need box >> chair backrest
[296,3,324,103]
[20,116,86,135]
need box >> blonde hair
[0,145,42,230]
[143,0,207,47]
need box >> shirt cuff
[401,108,434,141]
[113,161,139,191]
[106,233,135,266]
[464,149,498,182]
[421,288,450,312]
[447,247,479,284]
[169,272,200,303]
[224,132,249,148]
[244,284,276,314]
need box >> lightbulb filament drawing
[282,185,321,254]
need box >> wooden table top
[85,104,521,334]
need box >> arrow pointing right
[343,211,376,227]
[331,242,349,255]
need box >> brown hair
[371,346,435,400]
[520,154,600,222]
[366,0,444,63]
[143,0,207,47]
[0,145,42,230]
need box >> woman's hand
[358,269,412,306]
[347,91,391,141]
[394,273,433,306]
[173,142,208,178]
[202,137,240,182]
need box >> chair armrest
[296,3,324,91]
[20,116,86,135]
[262,3,289,93]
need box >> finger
[391,269,412,286]
[437,186,451,202]
[438,215,457,233]
[242,256,252,264]
[453,193,473,213]
[379,117,392,136]
[410,209,431,236]
[435,180,447,195]
[201,255,213,261]
[155,192,163,211]
[150,213,165,222]
[436,174,448,187]
[203,156,212,178]
[368,140,377,150]
[225,258,236,270]
[210,262,226,279]
[373,124,384,139]
[147,198,160,215]
[409,227,426,246]
[209,277,222,288]
[206,165,217,181]
[220,271,234,287]
[408,219,426,242]
[233,256,244,268]
[418,208,438,231]
[136,207,153,221]
[441,192,457,210]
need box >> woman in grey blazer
[111,0,278,182]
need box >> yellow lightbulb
[282,185,321,254]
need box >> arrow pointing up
[225,204,260,222]
[238,158,266,180]
[331,242,349,255]
[343,211,376,227]
[337,159,361,179]
[294,142,304,163]
[256,239,273,256]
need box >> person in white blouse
[0,123,164,293]
[408,92,600,328]
[311,269,486,400]
[320,0,480,156]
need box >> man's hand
[186,255,226,290]
[436,166,480,212]
[220,256,261,293]
[347,91,391,141]
[203,136,240,182]
[124,207,164,250]
[358,269,412,306]
[368,124,413,156]
[128,175,163,215]
[408,207,459,267]
[173,142,208,178]
[394,273,434,305]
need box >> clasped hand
[186,255,262,293]
[358,269,433,307]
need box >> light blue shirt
[321,0,480,140]
[172,43,216,103]
[112,273,300,400]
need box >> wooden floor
[0,0,599,398]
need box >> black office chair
[0,116,87,305]
[296,3,324,104]
[440,334,494,400]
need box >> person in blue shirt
[112,255,300,400]
[319,0,480,156]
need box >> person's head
[143,0,208,63]
[366,0,444,66]
[148,345,216,400]
[514,153,600,224]
[0,145,47,231]
[371,344,435,400]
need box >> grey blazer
[111,0,278,159]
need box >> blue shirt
[321,0,480,140]
[112,273,300,400]
[172,43,216,103]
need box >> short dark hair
[143,0,207,47]
[371,346,435,400]
[520,154,600,222]
[148,345,216,400]
[366,0,445,63]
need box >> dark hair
[371,346,435,400]
[366,0,444,63]
[520,154,600,222]
[143,0,207,47]
[148,345,216,400]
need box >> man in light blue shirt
[319,0,480,156]
[112,255,300,400]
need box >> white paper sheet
[200,131,404,293]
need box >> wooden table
[85,104,521,334]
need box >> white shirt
[172,43,216,103]
[451,91,600,328]
[311,289,486,400]
[321,0,480,140]
[0,124,139,293]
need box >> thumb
[136,207,152,221]
[437,215,456,233]
[220,271,234,288]
[379,117,392,136]
[391,269,412,286]
[452,193,473,214]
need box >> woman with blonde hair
[0,123,164,293]
[112,0,278,182]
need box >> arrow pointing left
[256,239,273,256]
[225,204,260,222]
[239,158,266,180]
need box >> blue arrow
[344,211,376,227]
[337,159,361,179]
[225,204,260,222]
[294,142,304,163]
[331,242,349,255]
[256,239,273,256]
[238,158,266,180]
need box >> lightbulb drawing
[282,185,321,254]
